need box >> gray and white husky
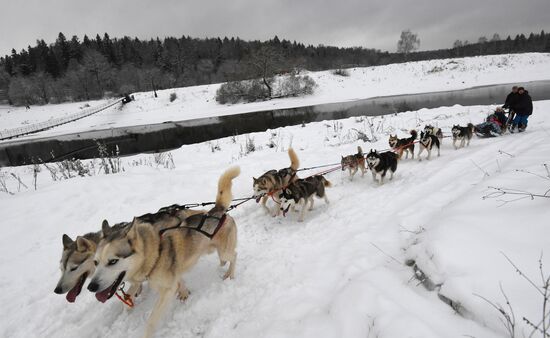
[451,123,474,149]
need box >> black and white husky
[451,123,474,149]
[423,125,443,140]
[278,175,331,222]
[365,150,398,185]
[418,131,440,161]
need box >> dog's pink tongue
[66,277,85,303]
[255,196,261,203]
[95,288,112,303]
[66,288,78,303]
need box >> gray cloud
[1,0,549,56]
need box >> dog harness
[158,213,227,239]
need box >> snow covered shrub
[277,74,316,98]
[216,81,249,104]
[245,79,270,102]
[245,136,256,153]
[153,152,176,169]
[97,142,123,174]
[0,170,11,194]
[427,65,445,74]
[216,75,314,104]
[169,92,177,102]
[332,68,350,77]
[239,136,257,157]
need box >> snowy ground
[1,101,549,338]
[1,53,550,140]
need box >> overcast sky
[1,0,549,56]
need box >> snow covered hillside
[1,53,550,139]
[1,101,549,338]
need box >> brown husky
[388,130,417,159]
[341,146,365,180]
[253,148,300,216]
[87,167,240,338]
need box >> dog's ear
[252,177,257,182]
[101,220,111,237]
[76,236,96,253]
[62,234,74,249]
[341,155,344,159]
[126,218,139,241]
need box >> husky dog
[388,130,417,159]
[88,167,240,338]
[423,125,443,140]
[54,222,131,302]
[341,146,365,180]
[451,123,474,149]
[418,131,441,161]
[54,231,102,303]
[54,202,208,303]
[278,175,331,222]
[365,150,398,185]
[253,148,300,215]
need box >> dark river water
[1,80,549,167]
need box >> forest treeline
[0,31,548,105]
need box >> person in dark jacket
[503,86,519,126]
[510,87,533,133]
[503,86,519,110]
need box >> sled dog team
[55,122,472,337]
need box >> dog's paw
[223,271,235,280]
[177,289,190,301]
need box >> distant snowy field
[1,53,550,139]
[1,101,549,338]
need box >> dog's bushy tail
[410,129,418,140]
[288,148,300,171]
[357,146,363,155]
[320,175,332,188]
[216,166,241,210]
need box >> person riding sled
[474,107,508,137]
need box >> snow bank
[0,101,548,337]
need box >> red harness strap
[115,283,135,308]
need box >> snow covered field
[1,53,550,140]
[1,101,549,338]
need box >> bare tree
[82,49,110,97]
[453,40,464,56]
[491,33,501,42]
[65,59,93,100]
[397,30,420,58]
[8,76,34,106]
[31,72,52,104]
[248,46,282,98]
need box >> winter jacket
[515,91,533,116]
[503,92,519,110]
[487,111,507,126]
